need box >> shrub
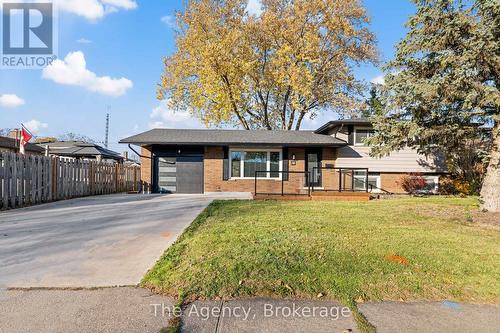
[399,173,427,194]
[438,177,472,195]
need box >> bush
[438,177,472,195]
[399,173,427,194]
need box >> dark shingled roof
[315,118,372,134]
[43,142,123,160]
[120,129,347,147]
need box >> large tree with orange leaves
[158,0,377,130]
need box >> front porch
[253,167,375,201]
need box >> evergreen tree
[368,0,499,211]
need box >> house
[119,119,447,195]
[37,141,124,163]
[0,136,45,155]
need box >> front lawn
[143,197,500,308]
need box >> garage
[153,146,204,194]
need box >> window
[243,152,267,177]
[368,173,381,192]
[231,151,241,178]
[354,128,375,146]
[230,149,282,179]
[270,152,280,178]
[421,176,439,193]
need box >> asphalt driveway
[0,192,251,288]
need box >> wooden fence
[0,152,142,210]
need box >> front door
[306,150,322,187]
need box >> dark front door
[176,155,204,194]
[306,150,322,187]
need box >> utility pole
[105,106,110,148]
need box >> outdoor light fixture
[291,153,296,165]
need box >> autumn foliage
[399,173,427,194]
[158,0,377,130]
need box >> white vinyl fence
[0,152,142,210]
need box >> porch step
[311,191,371,201]
[253,192,371,201]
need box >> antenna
[105,106,110,148]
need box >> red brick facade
[140,145,419,194]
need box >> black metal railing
[254,170,311,196]
[311,167,370,193]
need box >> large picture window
[230,149,282,179]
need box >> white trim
[368,173,381,193]
[229,148,282,179]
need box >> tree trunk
[480,122,500,212]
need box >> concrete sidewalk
[0,287,174,333]
[359,301,500,333]
[2,291,499,332]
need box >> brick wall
[380,173,406,193]
[204,146,338,194]
[141,145,152,187]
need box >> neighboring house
[119,119,447,195]
[0,136,45,155]
[37,141,124,163]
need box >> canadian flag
[19,125,33,155]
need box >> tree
[362,85,385,117]
[58,133,96,143]
[367,0,499,211]
[158,0,377,130]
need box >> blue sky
[0,0,415,155]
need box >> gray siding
[331,129,447,173]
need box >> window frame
[229,148,283,179]
[421,175,439,193]
[367,173,381,193]
[353,127,375,146]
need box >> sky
[0,0,416,156]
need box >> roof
[42,142,123,160]
[120,129,347,147]
[315,118,372,134]
[0,136,45,153]
[37,141,89,149]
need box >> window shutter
[282,148,289,181]
[222,146,229,180]
[347,125,354,145]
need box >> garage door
[176,156,203,194]
[157,155,203,194]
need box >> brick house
[0,136,45,155]
[120,119,446,195]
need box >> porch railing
[311,167,370,193]
[254,170,311,196]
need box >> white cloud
[0,94,25,108]
[246,0,263,16]
[76,38,92,44]
[149,100,204,129]
[49,0,137,21]
[161,15,176,29]
[371,74,385,85]
[42,51,133,97]
[24,119,48,134]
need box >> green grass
[142,197,500,308]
